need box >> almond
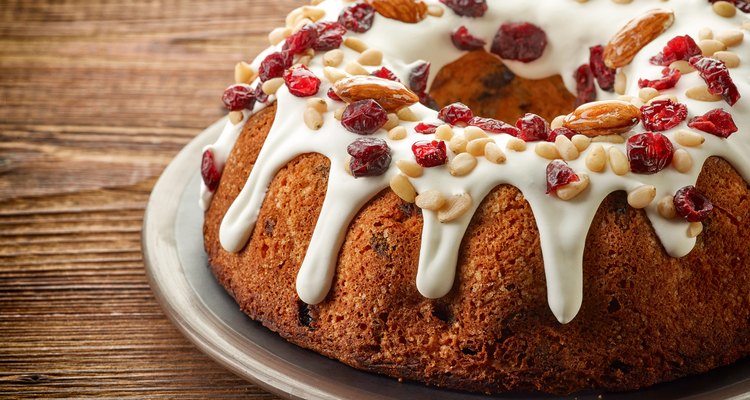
[369,0,428,23]
[562,100,641,137]
[333,75,419,112]
[603,9,675,68]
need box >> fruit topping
[327,87,342,101]
[451,26,486,51]
[415,122,439,134]
[201,149,222,192]
[673,185,713,222]
[546,160,579,194]
[253,83,269,104]
[467,116,519,135]
[341,99,389,134]
[371,66,401,82]
[589,45,616,92]
[649,35,702,66]
[574,64,597,106]
[438,102,473,126]
[690,56,741,106]
[547,127,576,142]
[640,99,687,131]
[626,132,674,174]
[412,140,448,167]
[409,61,430,95]
[347,137,392,177]
[638,68,681,90]
[283,65,321,97]
[516,113,550,142]
[439,0,488,17]
[222,84,256,111]
[338,3,376,33]
[491,22,548,63]
[707,0,750,13]
[687,108,738,138]
[312,22,348,51]
[283,24,318,55]
[258,51,293,82]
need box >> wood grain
[0,1,303,397]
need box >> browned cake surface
[204,101,750,395]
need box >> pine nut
[262,77,285,95]
[627,185,656,209]
[390,174,416,203]
[638,87,660,102]
[449,153,478,176]
[550,115,566,130]
[592,135,625,144]
[302,6,325,21]
[285,8,304,27]
[698,27,713,41]
[712,1,737,18]
[435,124,453,141]
[448,135,467,153]
[614,70,627,95]
[608,147,630,175]
[535,142,560,160]
[685,85,722,102]
[234,62,257,84]
[344,37,368,52]
[557,173,590,201]
[345,61,369,76]
[668,60,695,74]
[396,159,423,177]
[383,113,399,130]
[715,30,744,47]
[324,49,344,67]
[303,107,324,130]
[484,142,506,164]
[463,126,488,141]
[657,195,677,219]
[298,55,313,66]
[687,221,703,238]
[714,51,740,68]
[324,67,349,83]
[555,135,580,161]
[228,111,244,125]
[334,106,345,120]
[466,138,493,156]
[269,27,292,45]
[388,126,407,140]
[293,18,313,34]
[586,144,607,172]
[506,138,527,152]
[674,129,705,147]
[437,193,472,223]
[397,107,419,121]
[357,48,383,66]
[306,98,328,113]
[672,148,693,173]
[647,94,678,105]
[571,134,591,152]
[416,190,446,211]
[698,39,727,56]
[427,4,444,17]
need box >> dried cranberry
[312,22,347,51]
[419,93,440,110]
[574,64,596,106]
[490,22,547,63]
[371,67,401,82]
[415,122,439,134]
[409,61,430,95]
[638,67,681,90]
[283,65,321,97]
[546,160,579,194]
[254,83,269,104]
[341,99,388,135]
[688,108,738,138]
[650,35,702,66]
[690,56,741,106]
[438,102,473,126]
[674,185,713,222]
[626,132,674,174]
[640,99,688,131]
[439,0,488,17]
[451,26,486,51]
[201,149,222,192]
[347,137,392,178]
[547,127,576,142]
[338,3,375,33]
[283,24,318,55]
[516,113,549,142]
[327,87,342,101]
[222,84,256,111]
[589,45,615,92]
[258,51,293,82]
[412,140,448,167]
[467,116,519,136]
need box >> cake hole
[461,347,478,356]
[432,302,454,323]
[263,218,276,235]
[607,297,622,313]
[369,233,390,259]
[297,300,314,329]
[609,360,632,374]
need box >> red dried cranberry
[371,67,401,83]
[574,64,596,106]
[258,51,293,82]
[490,22,547,63]
[341,99,388,135]
[283,24,318,55]
[419,93,440,111]
[468,116,519,136]
[415,122,439,134]
[640,99,688,131]
[589,45,615,92]
[338,3,375,33]
[254,83,269,104]
[451,26,486,51]
[650,35,702,66]
[638,67,681,90]
[222,84,255,111]
[409,61,430,95]
[674,185,713,222]
[438,102,473,126]
[347,137,391,178]
[412,140,448,167]
[327,87,342,101]
[690,56,741,106]
[626,132,674,174]
[312,22,347,51]
[688,108,738,138]
[283,65,321,97]
[516,113,550,142]
[707,0,750,13]
[547,127,576,142]
[439,0,488,17]
[201,149,222,192]
[546,160,579,194]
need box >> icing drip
[203,0,750,323]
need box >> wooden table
[0,1,305,397]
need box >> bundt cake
[199,0,750,394]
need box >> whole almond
[333,75,419,112]
[563,100,640,137]
[603,9,675,68]
[370,0,428,23]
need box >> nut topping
[563,100,640,137]
[369,0,428,23]
[333,75,420,112]
[603,9,675,68]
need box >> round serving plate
[142,118,750,400]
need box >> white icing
[201,0,750,324]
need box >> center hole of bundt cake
[430,50,577,123]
